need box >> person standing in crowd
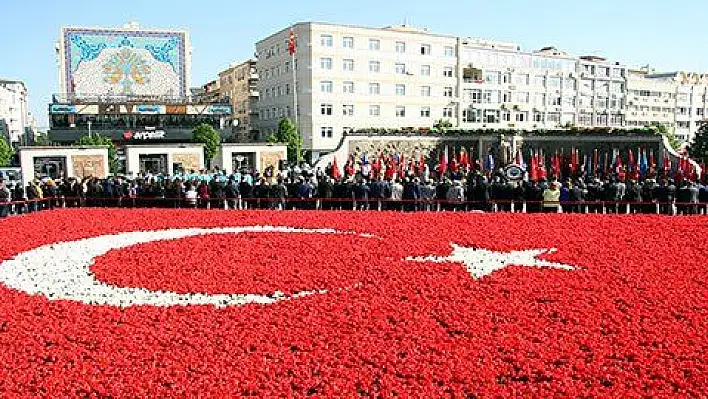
[225,177,239,210]
[446,181,465,212]
[12,183,25,215]
[354,179,371,210]
[402,177,421,212]
[390,179,403,211]
[542,181,561,213]
[0,181,10,218]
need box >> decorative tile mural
[61,27,188,97]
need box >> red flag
[530,152,538,181]
[418,154,426,174]
[628,149,635,173]
[662,152,671,173]
[287,29,297,56]
[450,154,459,173]
[439,147,448,175]
[331,156,341,180]
[460,148,469,169]
[614,150,623,174]
[538,150,547,180]
[571,148,579,174]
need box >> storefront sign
[50,104,78,114]
[123,130,167,140]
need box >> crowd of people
[1,162,707,217]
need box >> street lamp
[87,120,92,140]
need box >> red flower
[0,209,705,396]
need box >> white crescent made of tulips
[0,226,577,308]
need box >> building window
[369,105,380,116]
[320,58,332,70]
[444,46,455,57]
[369,38,380,50]
[502,91,512,103]
[551,97,561,106]
[502,72,511,84]
[484,109,500,123]
[547,113,561,123]
[596,97,608,109]
[698,108,705,116]
[421,65,431,76]
[343,59,354,71]
[534,93,546,106]
[483,90,499,104]
[484,71,500,84]
[369,61,380,73]
[612,68,624,78]
[514,92,529,104]
[444,87,453,97]
[563,97,575,107]
[533,112,544,123]
[369,83,380,95]
[421,107,431,117]
[320,127,333,138]
[514,74,529,85]
[320,104,333,115]
[443,107,453,118]
[420,44,431,55]
[443,67,454,78]
[285,84,290,95]
[548,76,561,89]
[395,63,406,74]
[597,66,610,77]
[395,106,406,117]
[501,111,511,122]
[515,112,528,122]
[320,81,333,93]
[421,86,431,97]
[465,89,482,103]
[343,81,355,94]
[343,104,354,116]
[396,84,406,96]
[463,108,481,123]
[343,36,354,48]
[610,114,623,126]
[395,41,406,53]
[320,35,333,47]
[533,75,545,86]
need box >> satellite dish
[232,119,240,127]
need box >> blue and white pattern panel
[62,27,188,97]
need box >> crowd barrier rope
[1,195,707,216]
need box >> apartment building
[625,71,707,142]
[218,59,260,141]
[0,78,31,144]
[255,22,703,157]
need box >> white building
[0,78,32,144]
[626,71,708,142]
[255,22,704,158]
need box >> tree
[649,123,682,152]
[432,119,453,134]
[192,123,221,166]
[0,137,12,167]
[75,134,117,173]
[688,122,708,164]
[269,118,302,162]
[33,133,53,146]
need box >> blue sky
[1,0,705,128]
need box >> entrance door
[33,157,67,180]
[139,154,168,175]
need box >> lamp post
[87,120,92,140]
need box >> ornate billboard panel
[60,27,189,98]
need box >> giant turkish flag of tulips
[0,209,706,396]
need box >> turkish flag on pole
[331,156,341,180]
[288,29,297,56]
[530,152,538,181]
[439,146,448,176]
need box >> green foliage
[33,133,53,146]
[0,137,12,167]
[688,123,708,164]
[270,118,301,162]
[353,127,658,137]
[648,123,683,152]
[432,119,453,133]
[74,134,117,173]
[192,124,222,163]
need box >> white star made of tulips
[407,244,576,279]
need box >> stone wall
[172,153,201,171]
[71,155,107,179]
